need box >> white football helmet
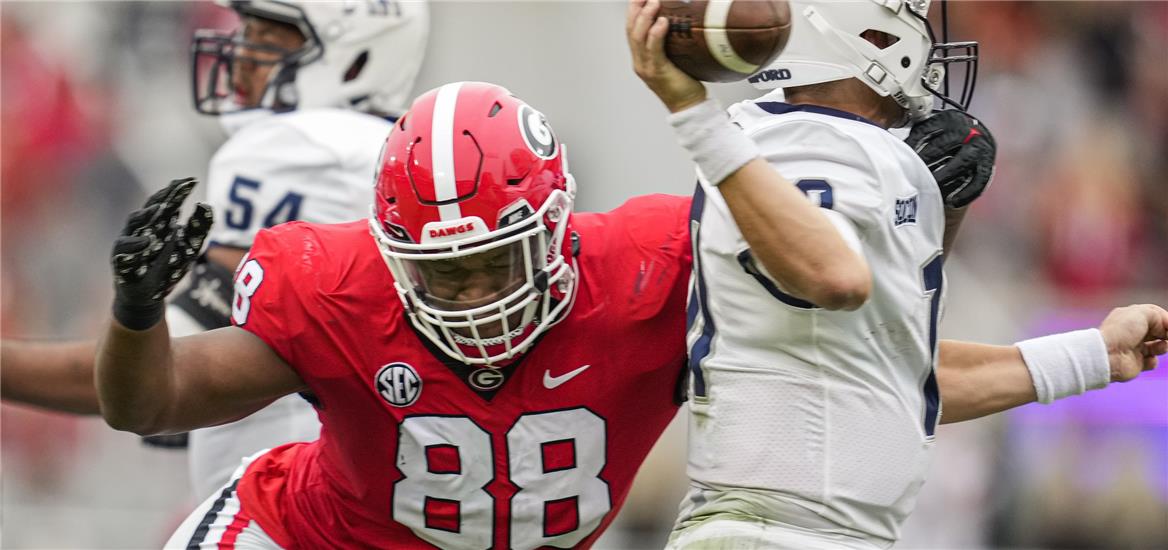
[748,0,976,124]
[192,0,428,117]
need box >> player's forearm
[936,340,1037,424]
[95,319,179,434]
[719,159,871,310]
[0,340,102,415]
[941,206,968,257]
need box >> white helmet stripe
[431,82,464,221]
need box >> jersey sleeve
[230,226,310,370]
[610,194,693,321]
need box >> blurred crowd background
[1,1,1164,548]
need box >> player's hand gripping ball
[110,177,213,330]
[661,0,792,82]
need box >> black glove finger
[121,204,162,237]
[932,147,978,189]
[935,146,991,208]
[177,203,214,260]
[142,178,199,235]
[142,180,182,208]
[166,228,187,268]
[186,202,214,233]
[911,128,945,156]
[945,174,975,207]
[926,152,955,172]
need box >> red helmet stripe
[431,82,464,221]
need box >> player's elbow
[101,413,153,435]
[99,402,165,436]
[811,268,871,311]
[102,415,156,436]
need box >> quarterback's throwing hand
[626,0,707,113]
[111,177,213,330]
[906,110,996,209]
[1101,304,1168,383]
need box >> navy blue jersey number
[225,176,304,231]
[737,178,835,309]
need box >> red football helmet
[369,82,577,366]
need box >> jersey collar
[754,101,882,128]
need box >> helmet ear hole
[343,50,369,82]
[901,56,911,68]
[860,29,901,49]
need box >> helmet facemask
[191,2,322,115]
[370,186,577,367]
[191,28,318,115]
[191,0,428,117]
[913,1,978,115]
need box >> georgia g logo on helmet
[518,104,557,160]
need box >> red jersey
[232,194,693,549]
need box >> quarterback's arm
[716,160,872,310]
[938,304,1168,423]
[626,0,869,310]
[97,322,306,435]
[1,339,101,415]
[936,341,1034,423]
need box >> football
[662,0,792,83]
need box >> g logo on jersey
[518,104,557,159]
[468,367,504,391]
[375,362,422,407]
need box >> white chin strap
[451,319,533,347]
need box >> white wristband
[1016,328,1110,404]
[667,98,760,186]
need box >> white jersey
[206,108,393,249]
[678,93,945,547]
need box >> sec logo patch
[375,362,422,407]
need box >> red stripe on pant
[219,509,252,549]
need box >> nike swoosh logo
[543,365,591,389]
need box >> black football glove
[906,110,997,209]
[111,178,213,330]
